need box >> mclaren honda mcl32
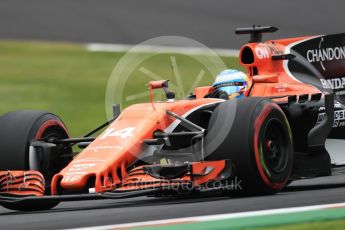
[0,26,345,211]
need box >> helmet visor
[213,81,246,95]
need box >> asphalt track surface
[1,1,345,229]
[1,175,345,230]
[1,0,345,49]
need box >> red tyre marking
[253,103,287,190]
[35,120,68,139]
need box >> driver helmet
[212,69,248,99]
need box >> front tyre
[0,110,72,211]
[206,98,293,195]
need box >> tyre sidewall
[206,98,293,194]
[249,100,293,192]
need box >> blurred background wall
[0,0,344,48]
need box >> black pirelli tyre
[0,110,72,211]
[205,97,293,195]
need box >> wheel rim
[262,118,289,175]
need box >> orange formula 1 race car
[0,26,345,211]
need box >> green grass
[256,219,345,230]
[0,40,241,136]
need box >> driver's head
[213,69,248,99]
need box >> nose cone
[58,162,100,192]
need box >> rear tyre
[205,98,293,195]
[0,110,72,210]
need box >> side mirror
[148,80,169,89]
[148,80,175,108]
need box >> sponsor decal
[318,102,342,111]
[288,34,345,89]
[255,45,270,59]
[100,127,136,139]
[317,109,345,127]
[74,158,106,163]
[307,37,345,71]
[274,83,288,93]
[307,46,345,63]
[304,36,345,72]
[254,43,283,60]
[320,77,345,90]
[62,175,81,183]
[87,145,123,153]
[68,163,96,171]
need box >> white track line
[65,202,345,230]
[86,43,239,57]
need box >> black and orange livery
[0,26,345,211]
